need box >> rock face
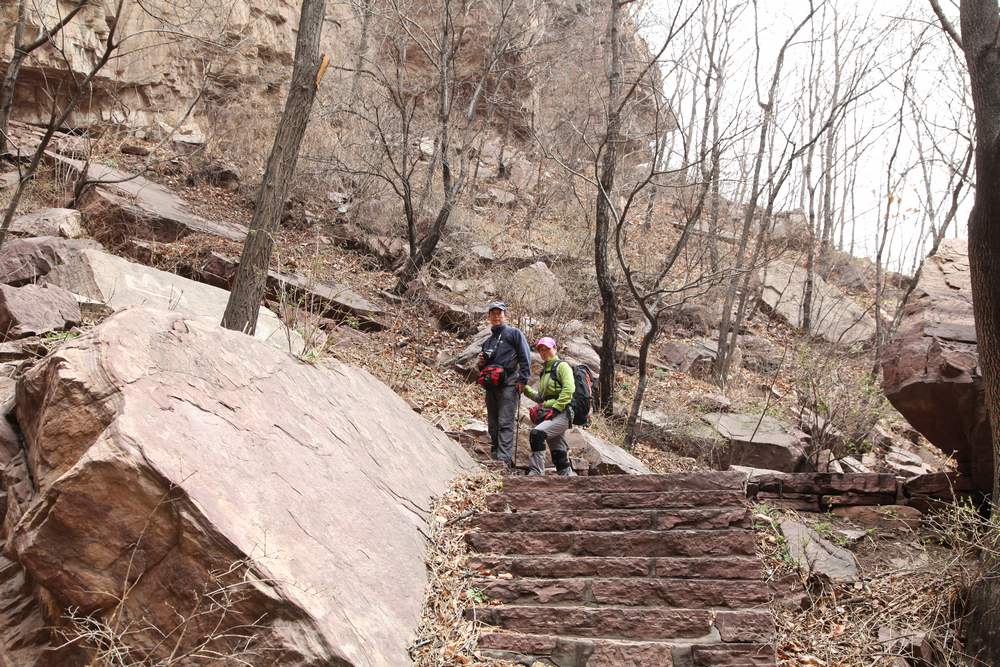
[661,338,740,381]
[510,262,567,314]
[51,156,248,243]
[0,1,327,129]
[194,251,385,330]
[438,325,491,379]
[882,240,990,492]
[636,409,729,465]
[0,284,81,338]
[759,260,875,345]
[8,307,475,665]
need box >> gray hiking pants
[529,411,571,474]
[485,384,518,465]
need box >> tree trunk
[594,0,623,416]
[222,0,327,334]
[707,108,721,273]
[393,0,461,293]
[0,53,27,156]
[959,0,1000,660]
[624,312,658,449]
[348,0,373,104]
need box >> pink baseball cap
[535,336,557,350]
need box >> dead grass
[409,471,514,667]
[755,505,977,666]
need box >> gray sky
[641,0,971,273]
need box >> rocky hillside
[0,2,993,665]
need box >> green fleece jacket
[524,357,575,412]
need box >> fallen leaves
[409,472,515,667]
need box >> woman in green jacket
[524,337,576,476]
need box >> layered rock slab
[759,260,875,345]
[37,246,299,353]
[9,307,475,665]
[882,240,990,492]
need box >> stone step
[486,490,746,512]
[470,605,774,642]
[477,576,771,608]
[469,555,765,580]
[473,507,751,533]
[502,471,746,494]
[466,529,756,558]
[692,643,778,666]
[478,631,677,665]
[478,632,776,667]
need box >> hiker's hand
[515,382,525,394]
[528,405,541,424]
[477,353,485,368]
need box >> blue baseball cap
[487,301,507,312]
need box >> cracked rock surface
[8,307,475,666]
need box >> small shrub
[790,345,888,464]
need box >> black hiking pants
[485,384,518,466]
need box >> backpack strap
[543,360,564,397]
[549,360,563,384]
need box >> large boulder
[8,307,475,665]
[661,338,740,381]
[438,325,492,379]
[194,252,385,331]
[0,284,81,339]
[759,260,875,345]
[739,335,784,375]
[633,409,729,465]
[51,155,248,243]
[0,236,102,286]
[882,240,990,492]
[560,336,601,375]
[769,209,811,250]
[38,247,300,353]
[8,208,84,239]
[563,429,652,475]
[703,412,808,473]
[820,250,874,292]
[510,261,567,314]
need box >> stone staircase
[466,472,775,666]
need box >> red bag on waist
[477,365,506,388]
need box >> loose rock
[0,284,81,339]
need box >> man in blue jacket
[477,302,531,469]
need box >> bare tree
[221,0,328,334]
[935,0,1000,660]
[871,78,909,375]
[0,0,129,249]
[0,0,89,155]
[713,3,818,388]
[591,0,626,416]
[321,0,535,291]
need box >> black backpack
[549,361,594,426]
